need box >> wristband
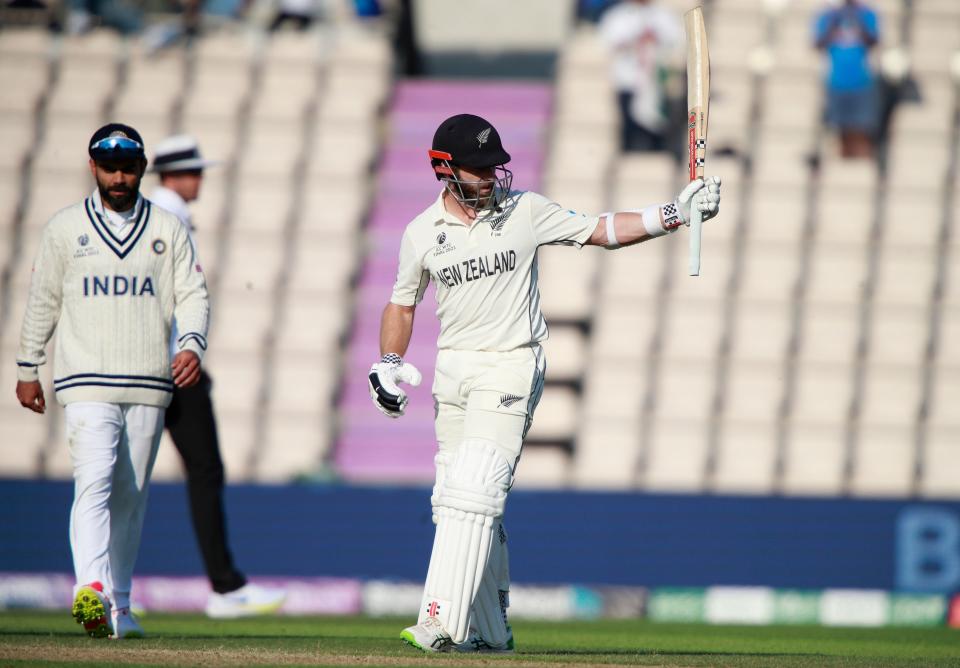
[642,201,684,237]
[641,205,667,237]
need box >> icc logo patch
[433,232,455,256]
[74,233,98,258]
[152,239,166,255]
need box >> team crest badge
[476,127,491,147]
[152,239,166,254]
[78,234,89,247]
[498,393,525,408]
[437,232,446,245]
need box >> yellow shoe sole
[72,586,112,639]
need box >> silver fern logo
[498,393,524,408]
[476,127,491,147]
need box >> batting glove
[368,353,422,418]
[673,176,722,229]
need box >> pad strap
[602,212,619,249]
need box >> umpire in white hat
[149,135,286,618]
[149,135,218,227]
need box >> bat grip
[688,206,702,277]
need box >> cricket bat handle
[688,206,702,276]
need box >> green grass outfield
[0,611,957,667]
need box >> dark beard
[98,183,138,212]
[459,183,494,210]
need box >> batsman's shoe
[453,625,515,654]
[400,616,453,652]
[72,582,113,639]
[205,583,286,619]
[111,607,145,639]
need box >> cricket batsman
[368,113,721,652]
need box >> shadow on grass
[534,649,830,658]
[0,631,351,641]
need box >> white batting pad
[469,520,511,646]
[420,439,512,643]
[430,449,453,525]
[419,449,454,625]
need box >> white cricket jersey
[598,2,682,91]
[16,189,210,407]
[150,185,192,230]
[390,190,599,352]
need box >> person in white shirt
[15,123,210,639]
[149,135,286,619]
[599,0,683,152]
[370,113,721,653]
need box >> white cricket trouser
[65,402,164,610]
[433,344,546,460]
[422,344,545,639]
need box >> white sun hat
[150,134,219,173]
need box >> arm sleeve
[171,218,210,360]
[527,192,600,248]
[862,9,879,40]
[390,228,429,307]
[16,222,65,382]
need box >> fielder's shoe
[400,616,453,653]
[205,583,286,619]
[111,607,145,639]
[72,582,112,639]
[453,625,515,654]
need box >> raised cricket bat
[685,6,710,277]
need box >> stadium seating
[0,0,957,500]
[0,19,389,483]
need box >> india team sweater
[16,191,210,407]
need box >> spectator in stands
[268,0,321,31]
[577,0,618,23]
[67,0,142,34]
[598,0,682,153]
[150,135,286,620]
[814,0,880,159]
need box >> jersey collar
[91,188,145,222]
[86,189,151,260]
[432,190,508,228]
[431,190,470,227]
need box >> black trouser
[164,370,246,594]
[617,91,667,153]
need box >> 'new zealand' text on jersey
[391,190,599,352]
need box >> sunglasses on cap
[90,136,144,159]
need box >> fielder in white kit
[369,114,721,652]
[15,123,210,639]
